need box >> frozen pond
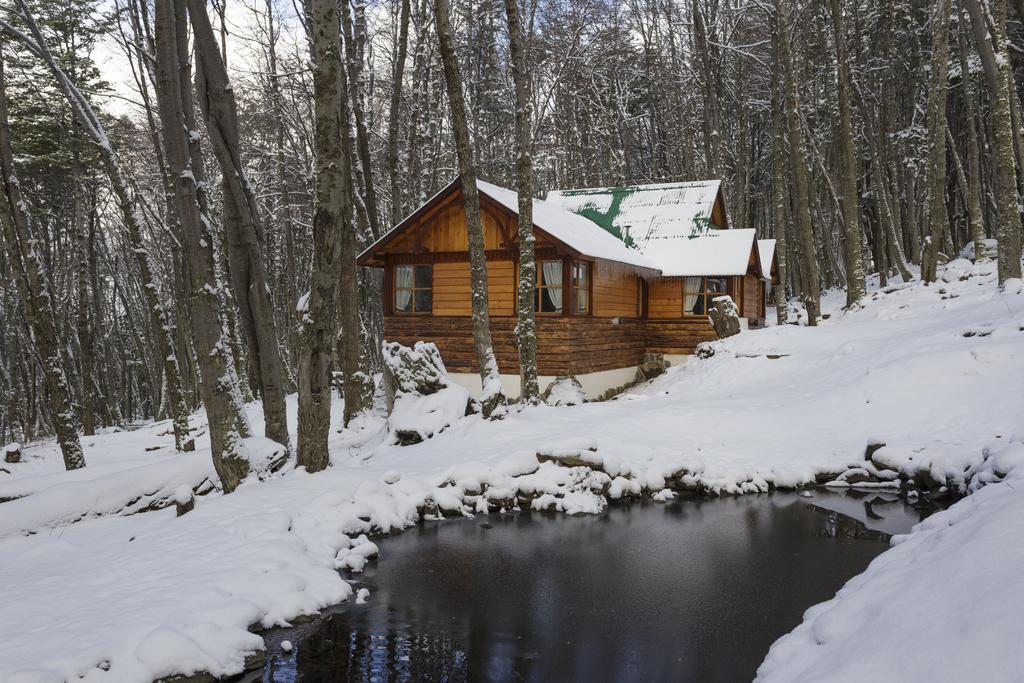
[257,492,935,682]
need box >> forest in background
[1,0,1023,483]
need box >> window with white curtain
[684,276,728,315]
[535,260,563,313]
[394,264,432,313]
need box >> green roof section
[546,180,724,247]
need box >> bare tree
[829,0,866,306]
[154,0,252,491]
[434,0,506,414]
[503,0,540,402]
[0,54,85,471]
[775,0,821,325]
[921,0,952,283]
[769,22,789,326]
[2,4,195,452]
[188,0,290,448]
[297,0,358,470]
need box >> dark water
[257,492,934,683]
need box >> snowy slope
[0,259,1021,681]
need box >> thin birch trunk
[0,56,85,471]
[154,0,251,491]
[503,0,539,402]
[775,0,821,324]
[435,0,506,415]
[921,0,952,282]
[829,0,866,306]
[188,0,290,448]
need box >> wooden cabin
[358,178,775,399]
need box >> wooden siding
[644,318,718,355]
[384,314,715,375]
[389,203,508,252]
[592,259,640,318]
[648,277,683,318]
[742,274,760,319]
[430,260,515,317]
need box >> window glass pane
[395,265,413,289]
[414,264,432,288]
[577,288,589,312]
[541,260,562,286]
[395,290,412,312]
[541,288,562,313]
[414,289,432,312]
[707,277,726,294]
[684,277,701,314]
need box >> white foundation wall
[448,365,640,402]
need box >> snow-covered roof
[757,239,776,278]
[545,180,724,246]
[544,180,759,276]
[649,229,757,277]
[476,181,658,271]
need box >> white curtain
[543,261,563,311]
[395,266,413,311]
[683,277,701,313]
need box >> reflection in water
[259,493,934,683]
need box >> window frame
[683,276,730,316]
[392,263,433,315]
[534,258,565,315]
[571,260,592,316]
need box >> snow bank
[0,452,217,538]
[757,439,1024,682]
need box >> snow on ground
[0,260,1022,681]
[757,465,1024,682]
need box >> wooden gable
[358,180,564,266]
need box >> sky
[92,0,307,117]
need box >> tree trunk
[962,0,1022,282]
[921,0,952,282]
[0,56,85,471]
[297,0,358,470]
[387,0,411,226]
[434,0,506,415]
[188,0,290,448]
[956,12,987,261]
[73,143,96,436]
[829,0,866,306]
[990,0,1024,282]
[154,0,251,491]
[770,27,789,325]
[775,0,821,324]
[503,0,539,402]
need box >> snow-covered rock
[542,376,584,406]
[383,341,471,445]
